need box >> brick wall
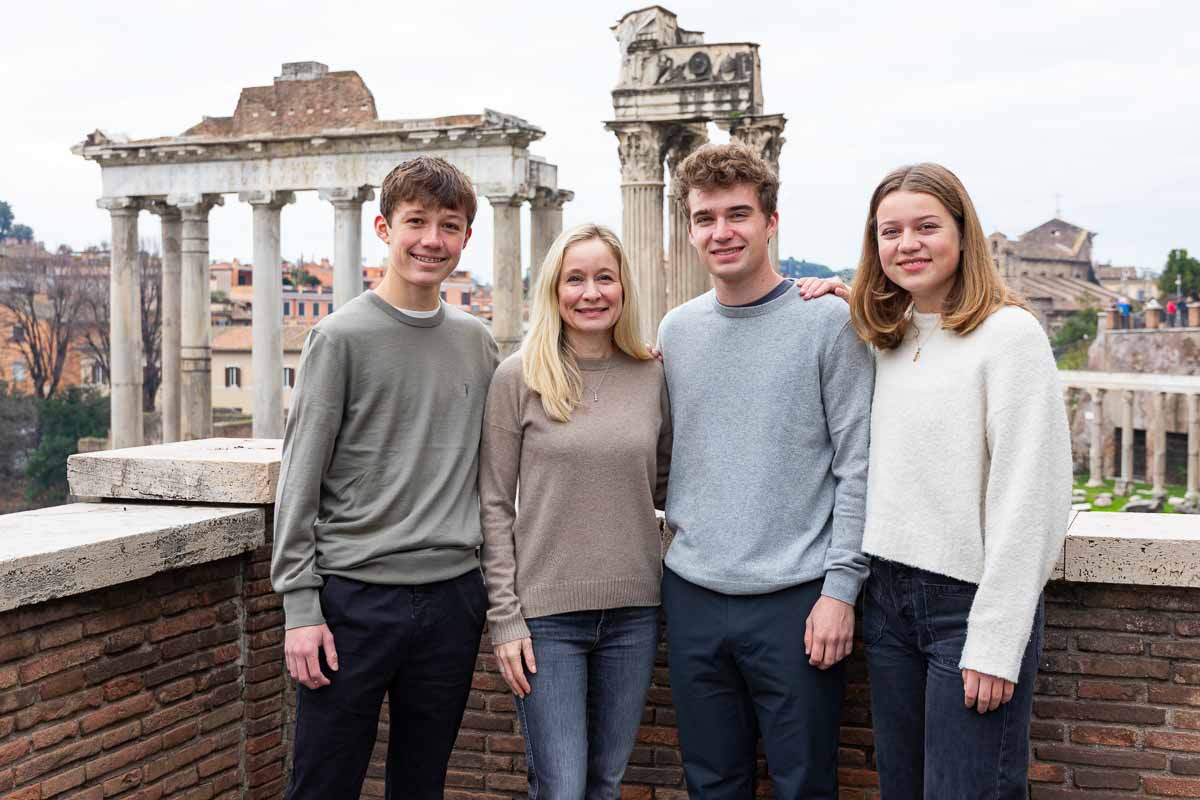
[0,527,284,800]
[358,579,1200,799]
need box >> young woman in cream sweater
[478,224,670,799]
[802,163,1072,798]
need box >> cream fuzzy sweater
[862,306,1072,682]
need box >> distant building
[1094,264,1159,303]
[212,325,309,414]
[990,218,1123,334]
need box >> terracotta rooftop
[212,325,310,353]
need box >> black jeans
[285,570,487,800]
[662,568,844,800]
[863,558,1043,800]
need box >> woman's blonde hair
[522,224,651,421]
[849,163,1027,350]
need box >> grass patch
[1073,478,1189,513]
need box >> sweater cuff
[489,615,532,647]
[959,630,1026,684]
[283,589,325,630]
[821,568,864,606]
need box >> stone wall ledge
[67,437,282,504]
[0,501,265,612]
[1062,509,1200,587]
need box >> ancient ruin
[607,7,786,340]
[74,62,572,447]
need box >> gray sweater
[657,289,874,604]
[271,291,500,629]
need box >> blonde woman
[801,163,1071,798]
[479,223,670,798]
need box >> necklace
[911,319,938,363]
[585,358,614,402]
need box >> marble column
[1187,393,1199,502]
[171,193,223,441]
[1087,388,1106,487]
[241,191,295,439]
[666,123,709,310]
[148,203,182,443]
[1115,390,1135,495]
[529,188,573,294]
[320,186,375,309]
[607,121,668,343]
[489,195,525,357]
[1152,391,1168,499]
[719,114,787,270]
[98,197,143,449]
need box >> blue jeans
[516,606,659,800]
[863,558,1044,800]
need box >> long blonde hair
[523,224,650,421]
[849,163,1027,350]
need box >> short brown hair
[379,156,478,226]
[672,143,779,219]
[849,163,1028,350]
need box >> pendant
[913,347,921,363]
[592,391,599,402]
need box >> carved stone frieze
[721,114,787,168]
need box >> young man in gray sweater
[658,144,874,799]
[271,157,499,799]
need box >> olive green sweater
[479,350,672,645]
[272,292,499,629]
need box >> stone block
[67,438,281,504]
[0,503,264,612]
[1065,512,1200,587]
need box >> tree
[1159,249,1200,299]
[24,386,108,506]
[0,254,91,399]
[77,246,163,411]
[9,224,33,243]
[0,201,12,239]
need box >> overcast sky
[4,0,1196,283]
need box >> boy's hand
[285,624,339,689]
[805,595,855,669]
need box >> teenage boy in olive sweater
[658,144,874,800]
[271,157,499,799]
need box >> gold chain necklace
[911,319,938,363]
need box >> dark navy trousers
[285,570,487,800]
[662,567,844,800]
[863,558,1043,800]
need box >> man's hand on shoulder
[796,277,850,303]
[805,595,855,669]
[285,623,339,689]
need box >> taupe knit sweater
[479,350,672,645]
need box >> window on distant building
[283,301,290,316]
[327,303,333,315]
[461,291,470,305]
[225,365,241,388]
[238,272,250,286]
[283,367,296,388]
[12,361,26,382]
[10,325,24,343]
[90,362,106,384]
[298,302,306,317]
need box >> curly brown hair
[672,143,779,220]
[379,156,478,226]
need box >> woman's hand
[962,668,1015,713]
[796,277,850,303]
[495,637,537,698]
